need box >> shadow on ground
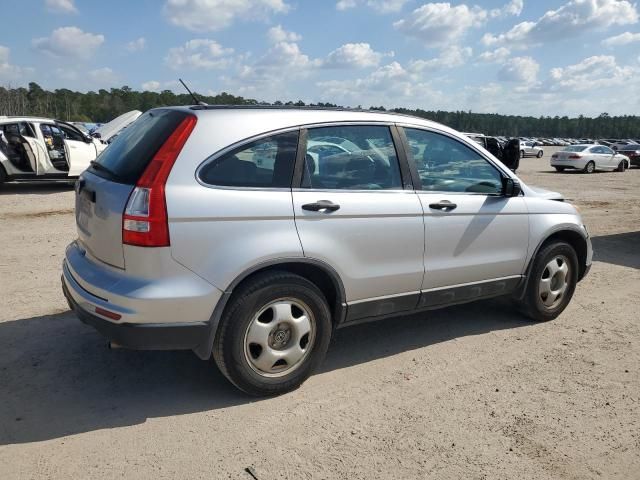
[0,298,526,445]
[592,231,640,270]
[0,182,75,195]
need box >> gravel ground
[0,148,639,479]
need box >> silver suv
[62,107,592,395]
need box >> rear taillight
[568,154,581,159]
[123,115,197,247]
[551,154,558,158]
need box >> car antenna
[179,78,208,106]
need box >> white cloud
[267,25,301,43]
[394,1,524,46]
[602,31,640,47]
[323,43,390,68]
[410,45,473,70]
[317,61,446,108]
[163,0,290,32]
[0,45,33,82]
[490,0,523,18]
[394,3,488,46]
[165,39,234,70]
[548,55,635,91]
[45,0,77,14]
[32,26,104,60]
[88,67,118,85]
[478,47,511,63]
[336,0,409,13]
[142,80,162,91]
[483,0,639,47]
[498,56,539,84]
[126,37,146,52]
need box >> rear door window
[90,109,190,184]
[199,131,299,188]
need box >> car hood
[94,110,142,143]
[526,185,565,200]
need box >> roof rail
[188,104,430,122]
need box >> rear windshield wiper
[89,160,117,177]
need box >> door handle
[302,200,340,212]
[429,200,457,211]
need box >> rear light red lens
[123,115,197,247]
[568,154,581,159]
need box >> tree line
[1,82,638,139]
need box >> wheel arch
[194,258,347,360]
[515,226,589,300]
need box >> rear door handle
[302,200,340,212]
[429,200,457,211]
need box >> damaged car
[0,116,108,185]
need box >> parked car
[0,116,107,185]
[616,144,640,167]
[520,140,544,158]
[62,106,592,395]
[551,144,630,173]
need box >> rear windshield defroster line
[89,110,190,184]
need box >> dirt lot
[1,149,639,479]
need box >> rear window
[90,109,189,184]
[563,146,588,152]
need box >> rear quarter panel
[165,113,304,291]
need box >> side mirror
[502,177,522,197]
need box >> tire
[213,271,332,396]
[616,161,626,172]
[554,167,565,172]
[520,150,525,159]
[519,241,578,322]
[583,161,595,174]
[537,150,543,158]
[0,164,6,186]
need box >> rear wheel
[583,161,595,173]
[0,164,6,186]
[554,167,565,172]
[213,271,332,396]
[616,161,626,172]
[537,150,543,158]
[520,150,525,159]
[519,241,578,322]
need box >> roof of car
[162,104,455,133]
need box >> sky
[1,0,640,117]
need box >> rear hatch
[75,109,192,269]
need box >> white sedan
[551,144,630,173]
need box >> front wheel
[213,271,332,396]
[519,241,578,322]
[520,150,525,159]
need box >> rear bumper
[550,159,587,169]
[62,277,208,350]
[62,240,223,352]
